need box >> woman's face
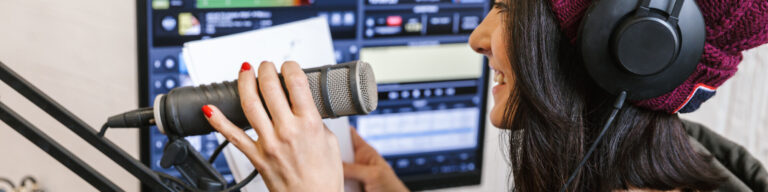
[469,0,512,128]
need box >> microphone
[106,60,377,137]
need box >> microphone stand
[0,61,226,191]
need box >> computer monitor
[137,0,490,190]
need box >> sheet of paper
[182,17,360,192]
[183,17,336,85]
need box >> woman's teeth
[493,70,506,85]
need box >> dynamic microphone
[106,60,377,137]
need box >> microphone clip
[160,138,227,190]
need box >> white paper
[182,17,360,192]
[183,17,336,85]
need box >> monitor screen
[138,0,490,190]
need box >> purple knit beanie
[548,0,768,113]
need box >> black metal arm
[0,60,259,192]
[0,102,123,191]
[0,61,173,191]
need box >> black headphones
[579,0,706,100]
[558,0,708,190]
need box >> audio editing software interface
[143,0,489,188]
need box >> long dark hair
[501,0,726,191]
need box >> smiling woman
[473,0,768,191]
[197,0,768,191]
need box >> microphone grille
[328,67,354,115]
[306,71,327,116]
[358,61,378,113]
[327,61,378,116]
[307,61,377,118]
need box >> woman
[200,0,768,190]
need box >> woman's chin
[489,84,511,128]
[489,106,505,128]
[491,118,503,128]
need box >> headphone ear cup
[578,0,706,100]
[612,12,680,76]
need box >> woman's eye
[493,2,508,13]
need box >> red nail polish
[240,62,251,72]
[202,105,213,118]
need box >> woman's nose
[469,15,494,56]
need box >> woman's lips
[491,69,506,95]
[492,83,504,95]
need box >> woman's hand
[343,127,409,192]
[203,61,343,192]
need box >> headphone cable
[559,91,627,192]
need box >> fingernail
[261,60,270,65]
[240,62,251,72]
[202,105,213,118]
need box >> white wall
[0,1,765,191]
[680,45,768,164]
[0,0,141,191]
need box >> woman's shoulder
[682,119,768,191]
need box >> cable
[208,141,229,164]
[100,116,255,191]
[20,176,36,186]
[225,169,259,192]
[156,171,200,192]
[106,107,155,128]
[0,177,15,190]
[98,123,109,137]
[19,176,39,191]
[157,169,259,192]
[559,91,627,192]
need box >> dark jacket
[684,120,768,192]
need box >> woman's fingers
[281,61,321,120]
[237,61,275,139]
[202,105,264,167]
[257,61,293,123]
[350,127,372,151]
[342,162,374,182]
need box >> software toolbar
[150,0,484,45]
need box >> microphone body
[151,60,378,136]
